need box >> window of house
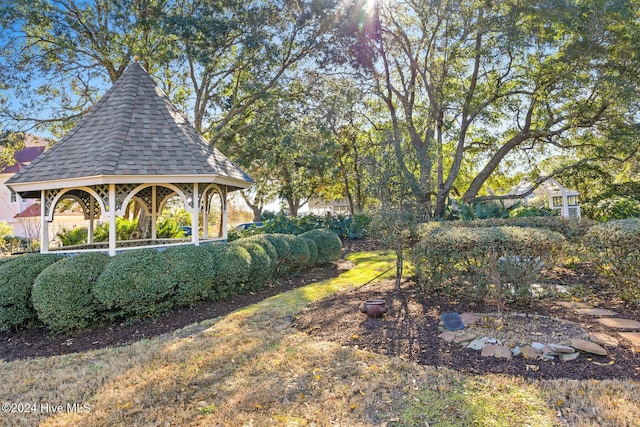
[10,192,18,203]
[567,195,579,206]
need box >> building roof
[1,146,46,174]
[6,61,252,195]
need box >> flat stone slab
[618,332,640,347]
[441,312,465,331]
[555,301,592,309]
[453,333,477,344]
[571,339,608,356]
[439,332,456,343]
[560,352,580,362]
[521,346,542,359]
[589,332,619,347]
[575,308,618,316]
[596,318,640,330]
[548,343,576,354]
[481,344,512,360]
[460,312,481,326]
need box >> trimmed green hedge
[242,235,279,273]
[583,219,640,304]
[298,229,342,264]
[262,234,293,274]
[93,249,174,319]
[32,253,110,332]
[206,243,252,299]
[230,240,273,290]
[301,237,318,266]
[282,234,311,272]
[412,225,565,302]
[164,245,216,306]
[419,217,593,242]
[0,254,63,331]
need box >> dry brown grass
[0,251,638,427]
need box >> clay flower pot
[359,299,388,319]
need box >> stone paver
[595,318,640,330]
[571,339,608,356]
[575,308,618,316]
[555,301,592,309]
[461,312,481,326]
[589,332,619,347]
[618,332,640,347]
[481,344,513,360]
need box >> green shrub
[419,217,593,242]
[206,243,251,299]
[231,240,273,290]
[301,237,318,266]
[585,196,640,222]
[411,225,565,302]
[242,235,278,273]
[298,229,342,264]
[93,249,174,319]
[583,219,640,304]
[163,245,215,306]
[56,226,88,246]
[262,234,292,274]
[32,253,110,332]
[509,205,558,218]
[0,254,63,331]
[282,235,311,272]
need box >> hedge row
[411,224,566,302]
[582,219,640,304]
[420,217,593,242]
[0,230,342,332]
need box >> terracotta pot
[359,299,388,319]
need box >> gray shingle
[7,62,252,187]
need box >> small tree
[369,202,420,290]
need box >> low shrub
[583,219,640,304]
[230,239,273,290]
[0,254,63,331]
[93,249,174,319]
[32,253,110,332]
[281,235,311,272]
[298,229,342,264]
[241,235,278,273]
[411,225,565,302]
[417,217,593,242]
[206,243,251,299]
[301,237,318,266]
[262,234,292,274]
[164,245,216,306]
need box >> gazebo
[6,61,253,255]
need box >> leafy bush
[241,235,279,273]
[583,219,640,304]
[300,237,318,266]
[206,243,251,299]
[32,253,110,332]
[262,234,292,274]
[231,240,273,290]
[164,245,216,306]
[156,217,187,238]
[93,249,174,319]
[411,225,565,302]
[56,227,88,246]
[509,205,558,218]
[420,217,593,242]
[94,218,139,242]
[584,196,640,222]
[230,213,370,240]
[282,235,311,272]
[298,229,342,264]
[0,254,63,331]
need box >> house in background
[0,135,47,238]
[308,198,351,215]
[508,178,581,218]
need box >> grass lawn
[0,250,638,426]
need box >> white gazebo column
[202,192,209,239]
[151,185,157,240]
[108,184,117,256]
[88,196,95,244]
[221,191,228,240]
[192,183,200,246]
[40,189,49,253]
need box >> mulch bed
[294,262,640,381]
[2,239,639,382]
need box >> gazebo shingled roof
[7,61,252,195]
[6,61,253,255]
